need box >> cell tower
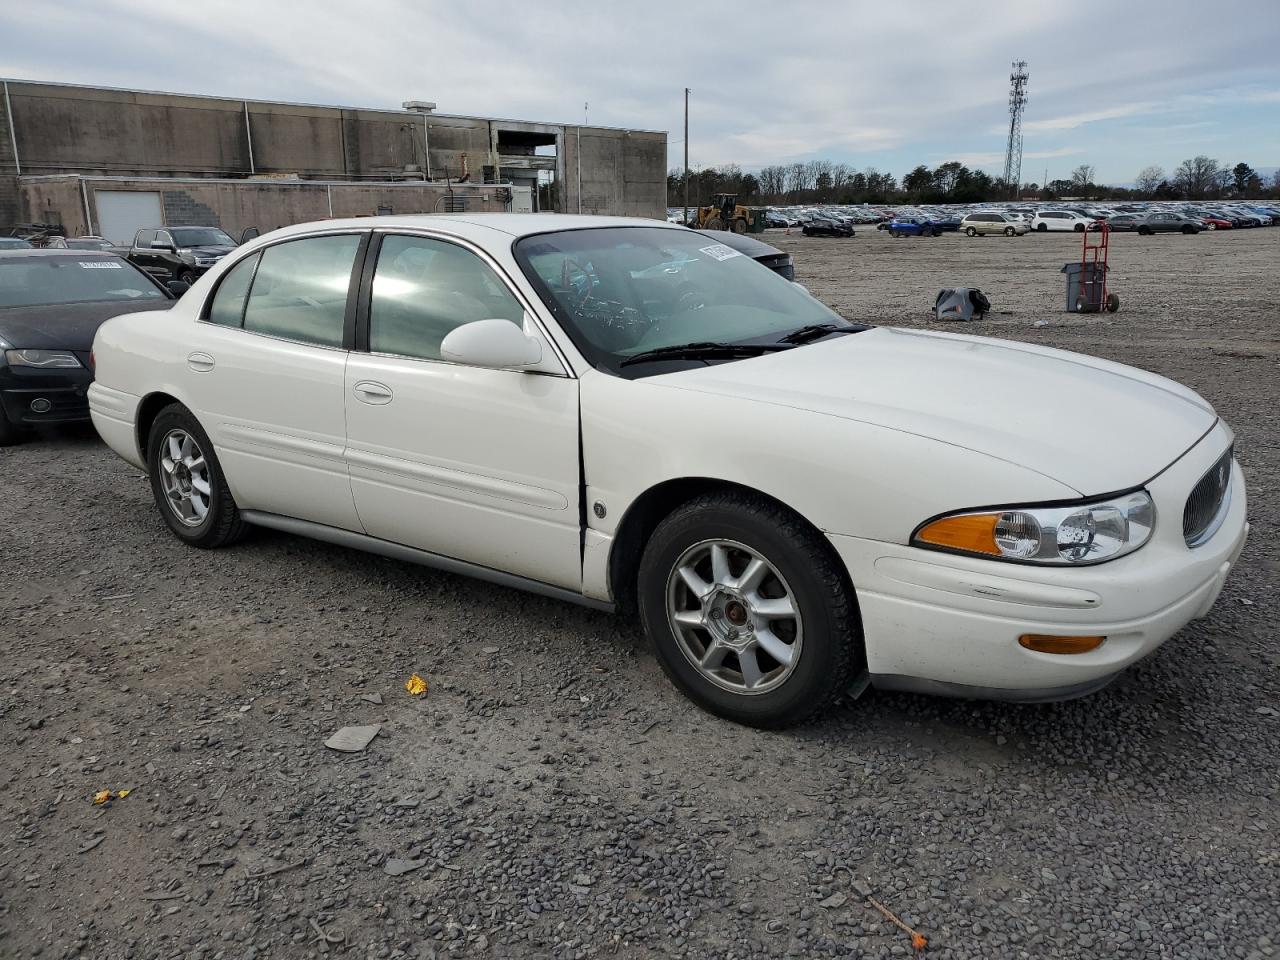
[1002,60,1029,199]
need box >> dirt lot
[2,226,1277,960]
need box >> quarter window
[242,234,361,347]
[369,235,524,361]
[206,253,260,327]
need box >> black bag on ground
[934,287,991,321]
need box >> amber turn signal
[915,513,1002,556]
[1018,634,1106,654]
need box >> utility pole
[683,88,690,226]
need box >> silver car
[960,212,1028,237]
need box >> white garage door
[94,191,163,245]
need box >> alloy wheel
[665,539,803,696]
[157,428,212,526]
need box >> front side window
[369,235,523,361]
[514,226,863,378]
[206,253,260,327]
[242,234,361,347]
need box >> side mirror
[440,318,542,370]
[166,280,191,297]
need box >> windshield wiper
[777,323,860,345]
[619,341,792,368]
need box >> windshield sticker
[698,244,743,262]
[79,261,123,269]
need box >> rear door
[342,231,582,589]
[185,231,368,531]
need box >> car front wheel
[638,492,863,728]
[147,403,247,548]
[1036,223,1047,232]
[965,227,977,237]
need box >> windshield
[513,226,859,377]
[170,228,235,247]
[0,257,165,308]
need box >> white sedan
[88,215,1248,728]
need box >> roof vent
[402,100,437,114]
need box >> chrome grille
[1183,447,1233,547]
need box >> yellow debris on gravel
[404,674,428,696]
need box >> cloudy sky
[2,0,1276,185]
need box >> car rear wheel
[638,492,863,728]
[1138,226,1151,235]
[147,403,247,548]
[965,227,977,237]
[1004,226,1016,237]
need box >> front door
[343,233,582,590]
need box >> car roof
[256,213,675,246]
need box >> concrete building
[1,79,667,242]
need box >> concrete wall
[18,176,513,241]
[562,127,667,217]
[1,80,667,223]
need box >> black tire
[965,227,977,237]
[888,230,899,238]
[146,403,247,548]
[1106,293,1121,313]
[1138,226,1151,236]
[1207,222,1217,230]
[637,491,863,729]
[1036,223,1048,232]
[1004,226,1016,237]
[0,412,24,447]
[1182,225,1195,234]
[1074,223,1086,232]
[731,218,748,235]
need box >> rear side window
[135,230,155,247]
[206,253,260,327]
[242,235,361,347]
[369,234,523,361]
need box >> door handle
[353,380,393,405]
[187,352,215,372]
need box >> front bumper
[829,422,1248,700]
[0,366,94,425]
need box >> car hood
[179,245,235,257]
[650,326,1217,495]
[0,299,172,351]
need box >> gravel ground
[1,226,1277,960]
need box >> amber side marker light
[1018,634,1106,655]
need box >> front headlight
[913,490,1155,565]
[5,349,83,369]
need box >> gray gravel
[1,226,1277,959]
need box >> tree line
[667,156,1279,206]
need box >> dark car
[934,215,964,232]
[1136,213,1203,235]
[801,217,855,238]
[126,226,237,284]
[0,250,178,444]
[887,217,941,237]
[0,237,33,250]
[1104,214,1144,232]
[694,229,795,280]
